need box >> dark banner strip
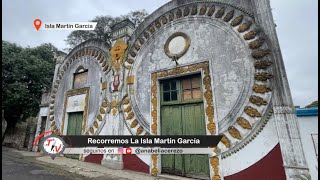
[61,135,222,147]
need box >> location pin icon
[34,18,42,30]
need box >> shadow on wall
[2,116,37,151]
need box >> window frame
[160,73,203,106]
[72,68,88,89]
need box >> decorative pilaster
[101,38,128,169]
[251,0,310,178]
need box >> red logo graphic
[34,18,42,30]
[125,148,132,154]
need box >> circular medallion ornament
[164,32,191,59]
[39,133,67,160]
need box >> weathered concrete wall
[2,111,7,138]
[25,117,37,151]
[3,122,27,149]
[124,0,278,178]
[40,91,51,105]
[131,18,253,129]
[52,40,111,134]
[54,56,102,132]
[251,0,310,178]
[3,117,37,150]
[297,115,318,180]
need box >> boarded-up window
[73,68,88,89]
[182,76,201,100]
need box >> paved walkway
[3,147,89,180]
[2,147,194,180]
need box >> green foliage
[2,41,56,127]
[305,101,318,108]
[64,10,149,52]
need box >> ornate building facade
[34,0,310,179]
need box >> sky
[2,0,318,107]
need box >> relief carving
[124,105,132,113]
[203,75,211,87]
[161,16,168,24]
[138,37,145,45]
[176,8,182,18]
[228,126,241,140]
[111,39,128,71]
[134,43,140,51]
[136,126,144,135]
[94,121,98,128]
[249,38,265,49]
[152,97,157,108]
[236,117,252,129]
[252,49,271,59]
[169,12,174,21]
[249,95,267,106]
[126,112,134,120]
[90,127,94,134]
[127,76,135,84]
[122,98,130,105]
[206,106,214,119]
[254,60,272,69]
[238,21,252,32]
[144,31,150,39]
[210,156,220,179]
[97,114,102,121]
[204,91,213,105]
[220,134,231,148]
[273,106,295,114]
[212,175,221,180]
[230,15,243,27]
[255,72,273,81]
[155,19,161,29]
[253,84,272,94]
[127,58,134,64]
[100,108,106,114]
[183,6,190,16]
[243,30,259,40]
[102,101,108,108]
[191,6,198,15]
[244,106,262,117]
[207,5,215,16]
[149,26,155,34]
[215,7,225,18]
[151,154,158,176]
[207,122,216,134]
[151,123,157,135]
[131,119,138,128]
[103,65,109,72]
[199,6,207,15]
[223,10,234,22]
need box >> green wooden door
[160,74,210,179]
[66,112,83,159]
[182,103,209,178]
[161,105,183,175]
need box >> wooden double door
[160,74,210,179]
